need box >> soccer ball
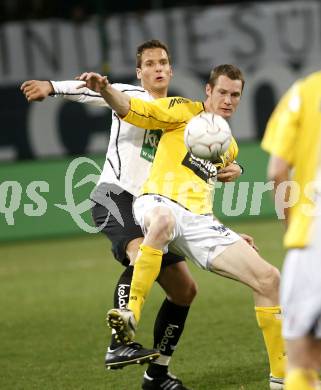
[184,112,232,161]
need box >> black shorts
[91,183,185,268]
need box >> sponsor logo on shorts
[210,224,230,235]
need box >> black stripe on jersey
[53,88,145,98]
[107,113,122,179]
[107,157,119,179]
[120,89,145,93]
[53,92,104,98]
[105,88,144,180]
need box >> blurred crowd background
[1,0,319,158]
[0,0,295,21]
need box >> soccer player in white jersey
[21,40,241,390]
[262,72,321,390]
[78,65,286,390]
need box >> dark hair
[136,39,171,68]
[208,64,245,90]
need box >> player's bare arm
[20,80,53,102]
[267,154,291,225]
[77,72,130,117]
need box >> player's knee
[257,265,280,297]
[126,237,143,263]
[184,279,198,304]
[170,279,198,306]
[180,278,198,305]
[149,209,175,242]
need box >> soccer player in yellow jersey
[79,65,286,389]
[262,71,321,390]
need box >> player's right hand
[75,72,109,93]
[20,80,53,102]
[217,162,241,182]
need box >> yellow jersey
[262,72,321,248]
[123,96,238,214]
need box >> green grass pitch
[0,219,285,390]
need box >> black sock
[147,298,190,377]
[110,265,133,349]
[147,363,168,378]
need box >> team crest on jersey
[140,129,162,162]
[168,97,190,109]
[182,152,218,184]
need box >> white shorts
[281,199,321,339]
[133,195,240,270]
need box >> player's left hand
[217,163,241,182]
[239,233,259,252]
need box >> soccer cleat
[106,308,137,344]
[105,342,160,370]
[269,375,284,389]
[142,371,191,390]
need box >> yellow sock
[128,244,162,323]
[255,306,286,378]
[285,368,319,390]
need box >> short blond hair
[208,64,245,90]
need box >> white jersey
[51,81,161,196]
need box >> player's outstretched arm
[20,80,53,102]
[77,72,130,117]
[22,78,108,106]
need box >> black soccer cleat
[142,371,191,390]
[105,342,160,370]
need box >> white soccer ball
[184,112,232,161]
